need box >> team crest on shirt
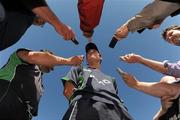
[90,74,111,85]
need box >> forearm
[127,0,179,32]
[126,16,152,32]
[126,2,156,32]
[64,90,73,100]
[26,52,72,66]
[135,81,174,98]
[153,107,166,120]
[32,6,64,28]
[64,82,75,100]
[139,57,167,73]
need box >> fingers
[161,96,170,100]
[56,24,76,41]
[121,72,132,80]
[161,96,174,110]
[167,93,179,101]
[71,55,84,66]
[161,94,179,103]
[33,16,46,26]
[63,25,76,40]
[119,72,137,88]
[120,53,136,63]
[114,24,129,40]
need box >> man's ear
[99,54,102,63]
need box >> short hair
[161,25,180,41]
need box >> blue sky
[0,0,180,120]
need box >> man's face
[86,49,101,65]
[166,29,180,46]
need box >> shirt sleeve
[16,48,34,64]
[61,66,82,87]
[127,0,180,32]
[20,0,47,10]
[163,60,180,78]
[112,77,118,94]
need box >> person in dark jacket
[0,0,76,51]
[0,48,83,120]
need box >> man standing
[0,48,83,119]
[61,43,133,120]
[0,0,76,51]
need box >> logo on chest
[89,74,111,85]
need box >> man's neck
[88,64,100,69]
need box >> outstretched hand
[114,24,129,40]
[67,55,84,66]
[120,53,142,63]
[55,24,76,41]
[120,72,138,89]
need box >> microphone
[116,67,125,76]
[71,38,79,45]
[109,36,118,48]
[137,28,146,34]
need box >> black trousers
[0,81,30,120]
[62,98,132,120]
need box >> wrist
[161,107,168,113]
[58,57,71,65]
[138,56,145,64]
[65,58,72,65]
[134,80,140,89]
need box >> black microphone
[71,38,79,45]
[109,36,118,48]
[116,67,125,76]
[137,28,146,34]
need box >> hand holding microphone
[109,35,118,48]
[71,38,79,45]
[116,67,125,76]
[109,24,129,48]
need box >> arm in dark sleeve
[160,0,180,4]
[20,0,47,11]
[127,0,180,32]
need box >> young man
[119,53,180,120]
[0,0,76,51]
[0,48,83,120]
[61,42,133,120]
[161,25,180,46]
[109,0,180,48]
